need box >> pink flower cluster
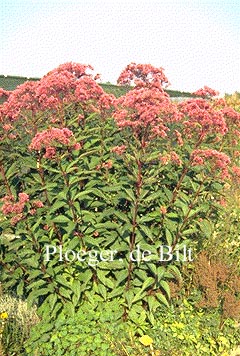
[114,86,180,143]
[36,71,76,110]
[47,62,94,78]
[1,193,28,225]
[35,63,101,111]
[191,149,231,179]
[1,193,29,215]
[1,193,44,225]
[74,76,114,111]
[113,63,183,144]
[111,145,126,155]
[29,127,79,158]
[1,81,39,120]
[117,62,169,89]
[232,166,240,182]
[221,107,240,127]
[193,86,219,98]
[96,160,113,170]
[174,130,184,146]
[159,151,182,166]
[2,123,13,131]
[0,62,114,126]
[179,98,228,137]
[0,88,11,98]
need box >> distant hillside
[0,75,194,99]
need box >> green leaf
[135,269,148,282]
[114,210,130,223]
[27,279,46,291]
[97,270,114,289]
[139,224,154,241]
[64,301,75,317]
[98,284,107,300]
[165,228,173,245]
[52,215,71,223]
[131,290,146,304]
[59,287,72,299]
[17,279,24,296]
[159,280,171,299]
[156,292,169,307]
[55,275,71,288]
[141,277,155,292]
[167,265,182,281]
[27,288,51,305]
[98,260,124,270]
[108,286,125,298]
[144,190,163,202]
[74,190,93,201]
[49,200,67,214]
[79,269,92,284]
[123,188,135,202]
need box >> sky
[0,0,240,95]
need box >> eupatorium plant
[0,62,239,326]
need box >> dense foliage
[22,298,239,356]
[0,62,239,355]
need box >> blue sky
[1,0,239,94]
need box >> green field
[0,74,193,99]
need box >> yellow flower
[139,335,153,346]
[0,312,8,319]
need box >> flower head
[139,334,153,346]
[0,312,8,319]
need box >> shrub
[0,62,239,327]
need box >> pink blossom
[191,149,231,178]
[191,156,204,165]
[96,160,113,170]
[193,86,219,98]
[160,206,167,215]
[102,160,113,169]
[94,73,101,81]
[232,165,240,179]
[29,208,36,215]
[219,198,227,207]
[46,62,94,78]
[19,192,29,203]
[1,193,29,216]
[179,98,228,137]
[78,114,84,121]
[159,154,170,165]
[72,142,82,150]
[33,200,44,208]
[170,151,182,166]
[1,195,14,214]
[44,147,56,159]
[221,107,240,126]
[2,124,13,131]
[174,130,184,146]
[1,81,39,121]
[0,88,11,98]
[74,76,114,112]
[11,214,23,226]
[29,127,76,158]
[117,63,169,89]
[114,86,179,142]
[111,145,126,155]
